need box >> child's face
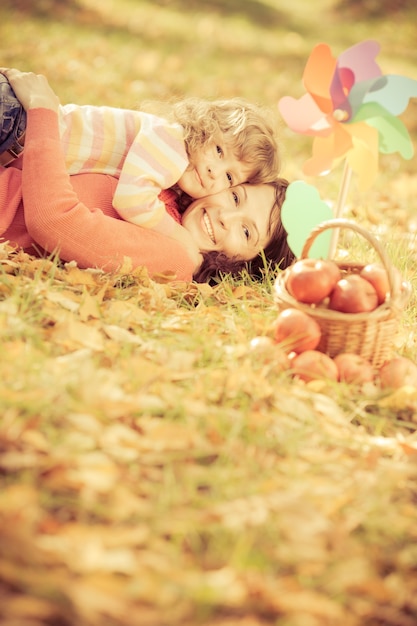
[181,183,276,261]
[177,137,253,199]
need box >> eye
[226,172,233,185]
[216,145,223,157]
[242,225,250,240]
[232,190,239,205]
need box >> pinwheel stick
[329,160,352,258]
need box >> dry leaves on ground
[1,242,417,626]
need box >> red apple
[285,258,341,304]
[360,263,402,305]
[291,350,339,382]
[379,356,417,389]
[333,353,375,384]
[274,308,321,354]
[328,275,379,313]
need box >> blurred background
[1,0,416,204]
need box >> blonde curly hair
[142,96,281,184]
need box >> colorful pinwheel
[278,40,417,190]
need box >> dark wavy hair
[192,178,295,283]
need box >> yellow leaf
[51,314,104,351]
[379,386,417,412]
[137,418,205,452]
[64,265,98,286]
[45,290,79,312]
[70,462,119,493]
[399,441,417,458]
[102,324,143,345]
[273,589,345,618]
[79,289,102,321]
[2,596,58,621]
[118,256,133,274]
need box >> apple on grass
[274,308,321,354]
[379,356,417,389]
[333,353,375,384]
[291,350,339,382]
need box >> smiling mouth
[203,210,216,243]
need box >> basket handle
[300,218,400,301]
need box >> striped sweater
[1,108,195,280]
[58,104,189,233]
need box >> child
[0,71,281,250]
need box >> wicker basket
[274,218,409,368]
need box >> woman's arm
[21,107,198,278]
[4,68,202,276]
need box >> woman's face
[181,184,276,261]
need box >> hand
[0,68,60,112]
[168,222,203,270]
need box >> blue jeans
[0,74,27,163]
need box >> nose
[207,163,221,180]
[219,209,240,230]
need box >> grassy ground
[1,1,417,625]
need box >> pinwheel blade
[278,93,332,135]
[281,181,334,258]
[353,102,415,158]
[303,43,336,113]
[337,40,382,82]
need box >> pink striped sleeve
[59,104,144,175]
[112,113,189,230]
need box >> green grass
[1,1,417,625]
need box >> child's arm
[113,115,203,267]
[113,113,189,228]
[157,188,203,269]
[161,219,202,269]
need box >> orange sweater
[0,108,195,281]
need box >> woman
[1,69,294,282]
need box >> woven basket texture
[274,219,407,367]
